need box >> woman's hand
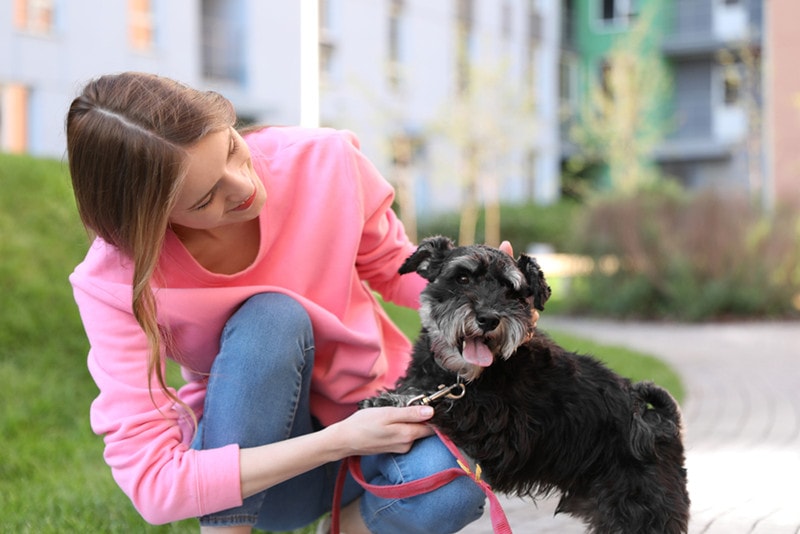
[328,405,435,457]
[499,240,514,257]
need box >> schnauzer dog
[363,236,690,533]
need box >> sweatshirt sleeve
[71,267,242,524]
[338,131,427,309]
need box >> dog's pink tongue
[462,338,493,367]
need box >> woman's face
[169,128,266,231]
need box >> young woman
[66,72,490,533]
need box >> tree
[718,41,764,211]
[428,61,538,246]
[571,3,672,195]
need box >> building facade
[659,0,763,195]
[0,0,561,217]
[560,0,796,208]
[6,1,793,212]
[763,0,800,208]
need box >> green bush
[564,190,800,320]
[417,199,580,252]
[407,187,800,321]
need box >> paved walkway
[460,316,800,533]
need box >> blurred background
[2,2,799,532]
[2,0,799,320]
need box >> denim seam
[362,454,404,529]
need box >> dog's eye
[457,275,470,285]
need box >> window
[13,0,54,35]
[525,1,542,97]
[501,1,512,40]
[599,0,637,26]
[388,0,405,89]
[455,0,474,94]
[563,0,575,43]
[0,84,29,154]
[527,1,542,44]
[559,55,577,109]
[202,0,244,81]
[319,0,336,83]
[129,0,154,51]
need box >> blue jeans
[191,293,485,533]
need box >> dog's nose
[476,312,500,332]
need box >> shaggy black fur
[362,236,690,534]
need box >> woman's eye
[194,193,215,211]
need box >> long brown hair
[66,72,236,416]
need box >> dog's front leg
[359,387,427,409]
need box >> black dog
[363,236,690,533]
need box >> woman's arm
[238,405,434,498]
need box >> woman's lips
[234,190,257,211]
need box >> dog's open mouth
[461,337,494,367]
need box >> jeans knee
[360,437,486,533]
[218,292,314,376]
[361,476,485,534]
[227,292,312,345]
[235,292,311,334]
[426,477,486,532]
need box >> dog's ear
[399,235,455,281]
[517,254,551,311]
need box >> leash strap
[330,428,513,534]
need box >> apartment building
[764,0,800,208]
[0,1,303,156]
[660,0,763,194]
[0,0,560,216]
[559,0,800,208]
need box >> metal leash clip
[406,381,466,406]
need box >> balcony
[662,0,762,60]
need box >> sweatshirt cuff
[195,443,243,514]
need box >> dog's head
[400,235,551,380]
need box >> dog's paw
[359,393,400,409]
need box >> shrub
[565,190,800,320]
[417,199,580,252]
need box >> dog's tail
[629,381,683,461]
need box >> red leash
[330,428,513,534]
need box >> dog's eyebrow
[494,262,525,291]
[501,265,525,290]
[442,255,480,278]
[442,253,524,290]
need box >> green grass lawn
[0,152,684,532]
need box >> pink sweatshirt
[70,127,427,524]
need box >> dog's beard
[420,299,530,381]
